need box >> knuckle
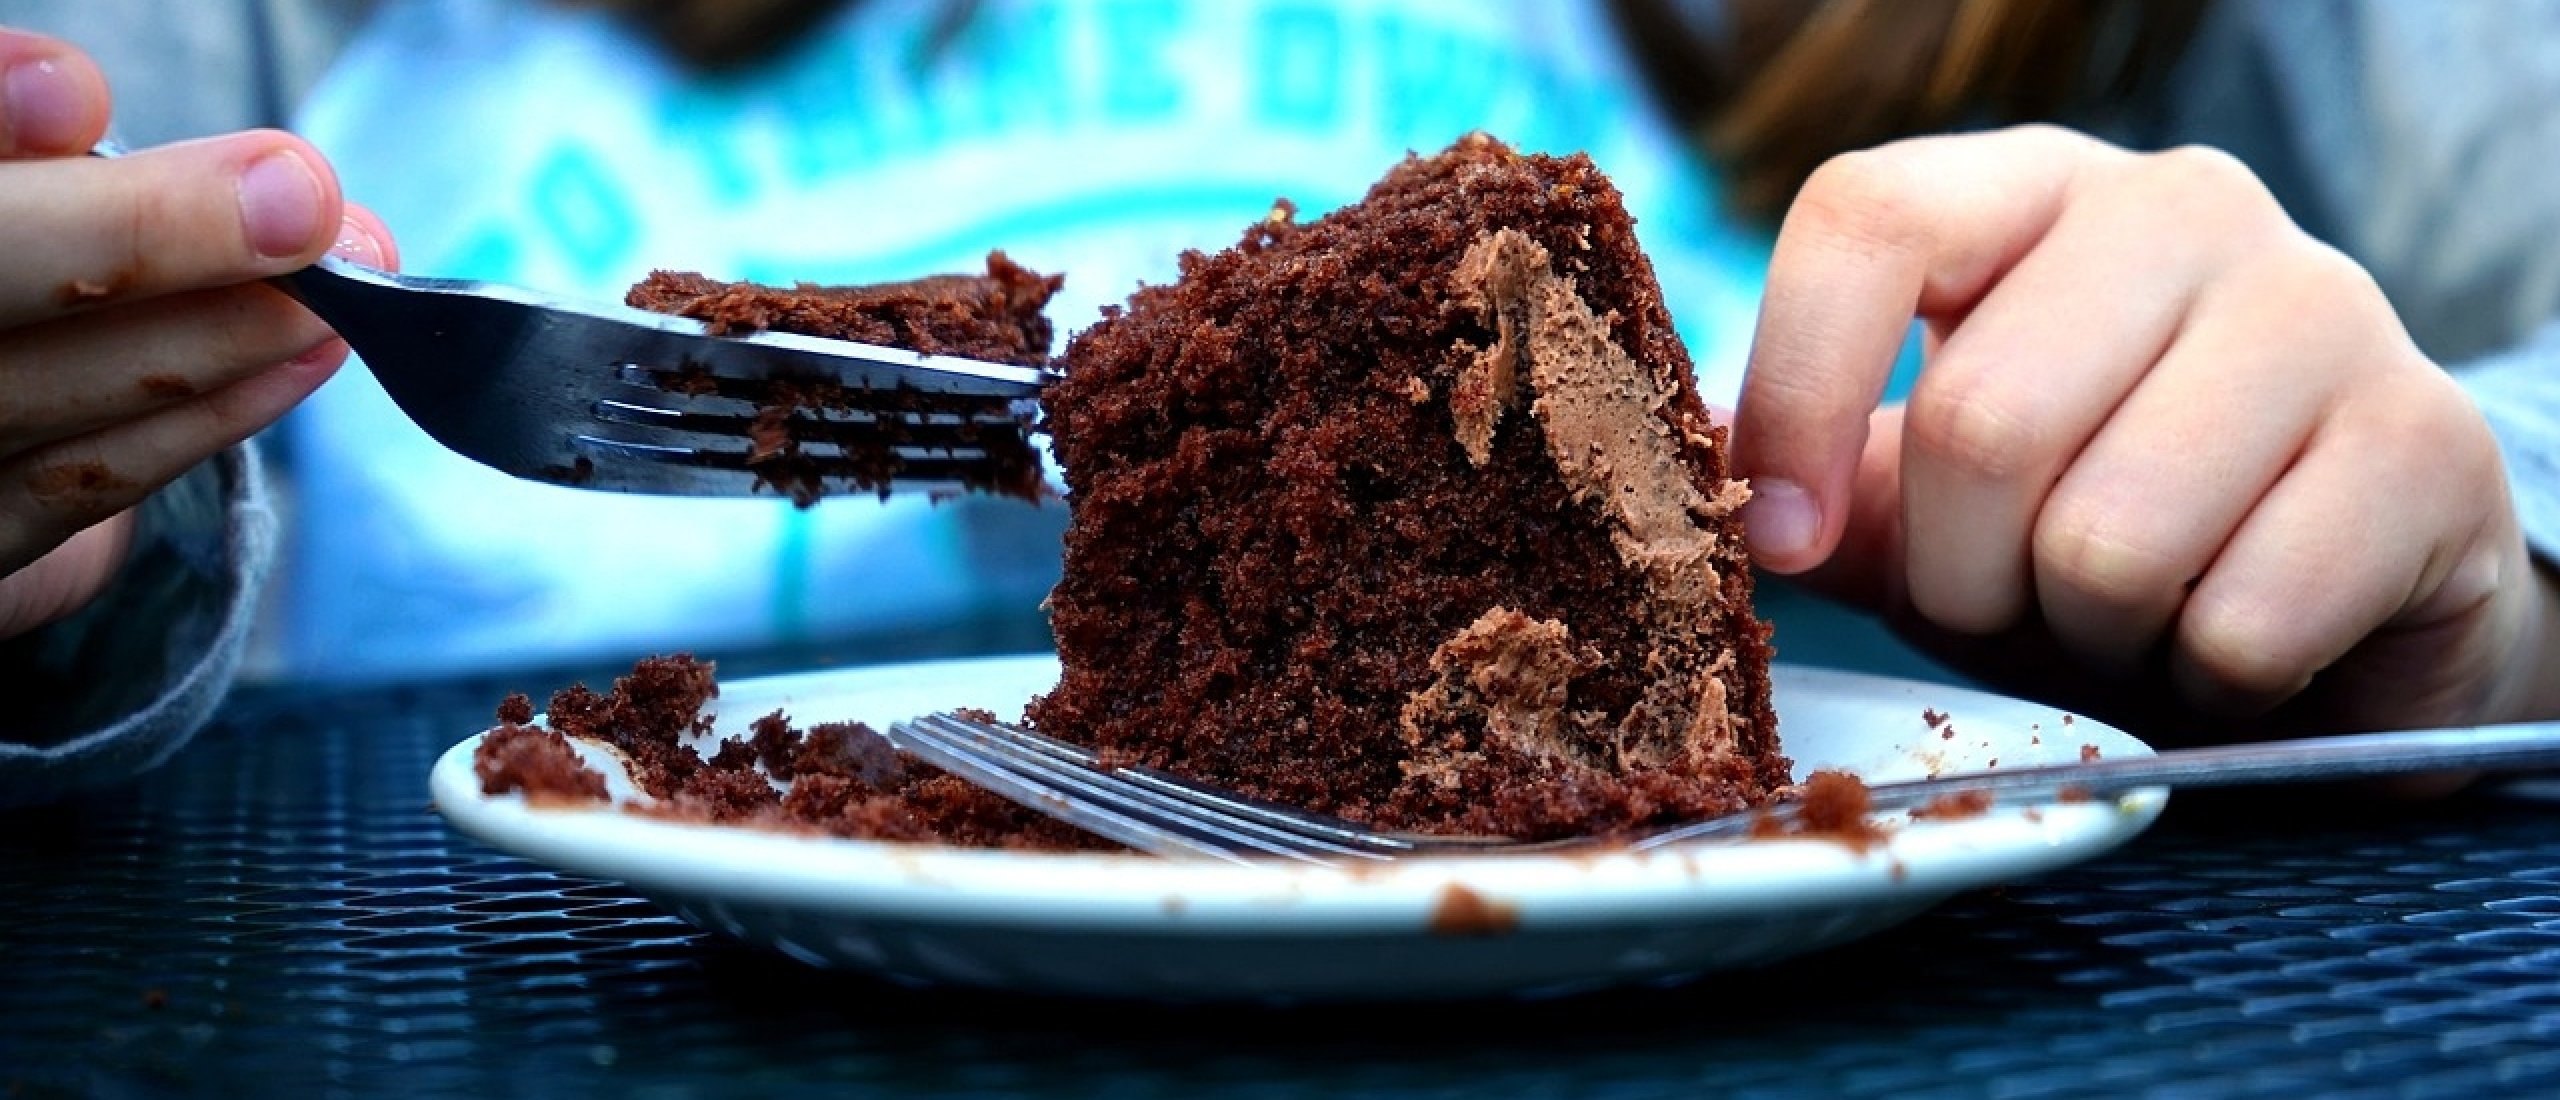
[2035,506,2183,612]
[2123,145,2288,240]
[1998,122,2118,164]
[1904,381,2046,483]
[2284,241,2390,314]
[2387,373,2505,490]
[2142,144,2270,203]
[1793,149,1929,256]
[2178,598,2309,700]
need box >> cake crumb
[474,725,609,806]
[503,656,1112,850]
[1427,884,1520,936]
[1910,789,1994,821]
[1921,708,1946,729]
[1753,770,1888,853]
[496,693,536,726]
[2080,744,2102,762]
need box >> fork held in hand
[885,712,2560,867]
[275,257,1048,497]
[94,139,1049,499]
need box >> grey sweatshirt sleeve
[0,446,278,806]
[2157,1,2560,563]
[0,0,373,802]
[2459,321,2560,567]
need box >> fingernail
[237,149,328,259]
[1740,478,1819,565]
[286,337,349,369]
[3,56,86,152]
[328,214,388,268]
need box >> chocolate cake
[480,655,1104,850]
[1027,133,1786,840]
[480,136,1792,851]
[624,253,1061,505]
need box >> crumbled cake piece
[627,253,1059,362]
[485,655,1106,850]
[474,725,610,807]
[1028,132,1785,840]
[1910,789,1994,821]
[496,693,536,726]
[1750,770,1886,852]
[623,253,1060,505]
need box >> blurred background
[17,0,2185,690]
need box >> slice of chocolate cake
[625,252,1061,505]
[627,252,1060,362]
[1029,133,1786,840]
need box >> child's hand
[1734,125,2560,738]
[0,28,397,639]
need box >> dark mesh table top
[8,659,2560,1098]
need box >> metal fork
[94,140,1049,498]
[885,711,2560,866]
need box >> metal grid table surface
[7,665,2560,1098]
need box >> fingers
[0,284,338,455]
[2168,372,2500,716]
[0,343,345,575]
[0,28,109,157]
[1733,125,2113,574]
[338,201,401,270]
[1897,150,2283,634]
[0,509,132,639]
[0,206,390,460]
[2025,246,2358,671]
[0,130,345,327]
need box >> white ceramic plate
[430,656,2164,1002]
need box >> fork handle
[1640,721,2560,848]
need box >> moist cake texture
[1027,133,1786,840]
[627,252,1060,363]
[482,655,1105,850]
[485,136,1789,850]
[625,253,1060,505]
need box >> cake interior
[1025,132,1783,841]
[487,135,1786,847]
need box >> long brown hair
[1609,0,2209,220]
[574,0,2203,221]
[555,0,972,69]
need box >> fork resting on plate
[885,711,2560,866]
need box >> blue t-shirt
[277,0,1788,682]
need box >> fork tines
[571,361,1045,500]
[887,712,1416,866]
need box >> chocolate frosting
[1409,228,1757,771]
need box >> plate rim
[430,656,2168,937]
